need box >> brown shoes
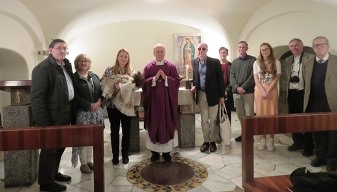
[80,164,92,174]
[87,162,94,170]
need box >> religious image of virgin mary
[183,38,195,69]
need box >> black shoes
[200,142,218,153]
[287,144,303,151]
[310,158,326,167]
[150,151,171,162]
[150,151,160,162]
[200,142,210,153]
[327,166,337,171]
[209,142,217,153]
[112,158,119,165]
[122,157,129,164]
[235,135,242,142]
[301,150,314,157]
[162,152,172,162]
[40,182,66,192]
[55,172,71,182]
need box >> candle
[186,65,189,80]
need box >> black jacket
[192,56,225,106]
[31,54,76,126]
[73,71,103,111]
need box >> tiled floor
[0,112,322,192]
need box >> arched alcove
[0,48,28,113]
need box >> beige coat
[303,53,337,112]
[278,52,314,114]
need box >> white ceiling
[18,0,337,43]
[16,0,276,39]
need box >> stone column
[129,114,140,152]
[177,88,195,148]
[177,105,195,148]
[0,80,38,187]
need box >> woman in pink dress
[253,43,281,151]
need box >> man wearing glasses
[230,41,256,142]
[191,43,225,153]
[303,36,337,171]
[279,38,314,156]
[31,39,74,191]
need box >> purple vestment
[142,60,180,144]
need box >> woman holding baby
[101,49,139,166]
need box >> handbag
[218,103,231,146]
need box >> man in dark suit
[31,39,75,192]
[303,36,337,171]
[191,43,225,153]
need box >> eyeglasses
[198,47,207,51]
[313,43,327,48]
[53,47,68,51]
[261,48,270,52]
[78,60,90,63]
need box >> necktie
[319,59,324,63]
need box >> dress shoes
[80,164,92,174]
[209,142,217,153]
[55,172,71,182]
[122,157,129,164]
[150,151,160,162]
[327,166,337,171]
[287,144,303,151]
[235,135,242,142]
[112,158,119,165]
[87,162,94,170]
[40,182,66,192]
[310,158,326,167]
[301,150,314,157]
[162,152,172,162]
[200,142,210,153]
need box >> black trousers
[313,131,337,168]
[288,89,313,153]
[38,148,65,185]
[107,107,131,159]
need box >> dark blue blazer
[192,56,225,106]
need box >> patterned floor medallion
[127,156,208,191]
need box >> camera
[290,76,300,83]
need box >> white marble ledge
[133,87,194,106]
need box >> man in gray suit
[279,38,314,157]
[303,36,337,171]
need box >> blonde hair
[74,54,91,71]
[112,49,131,75]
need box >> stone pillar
[0,80,38,187]
[129,114,140,152]
[176,87,195,148]
[177,105,195,148]
[3,105,38,187]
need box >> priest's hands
[155,69,167,81]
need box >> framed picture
[173,34,201,80]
